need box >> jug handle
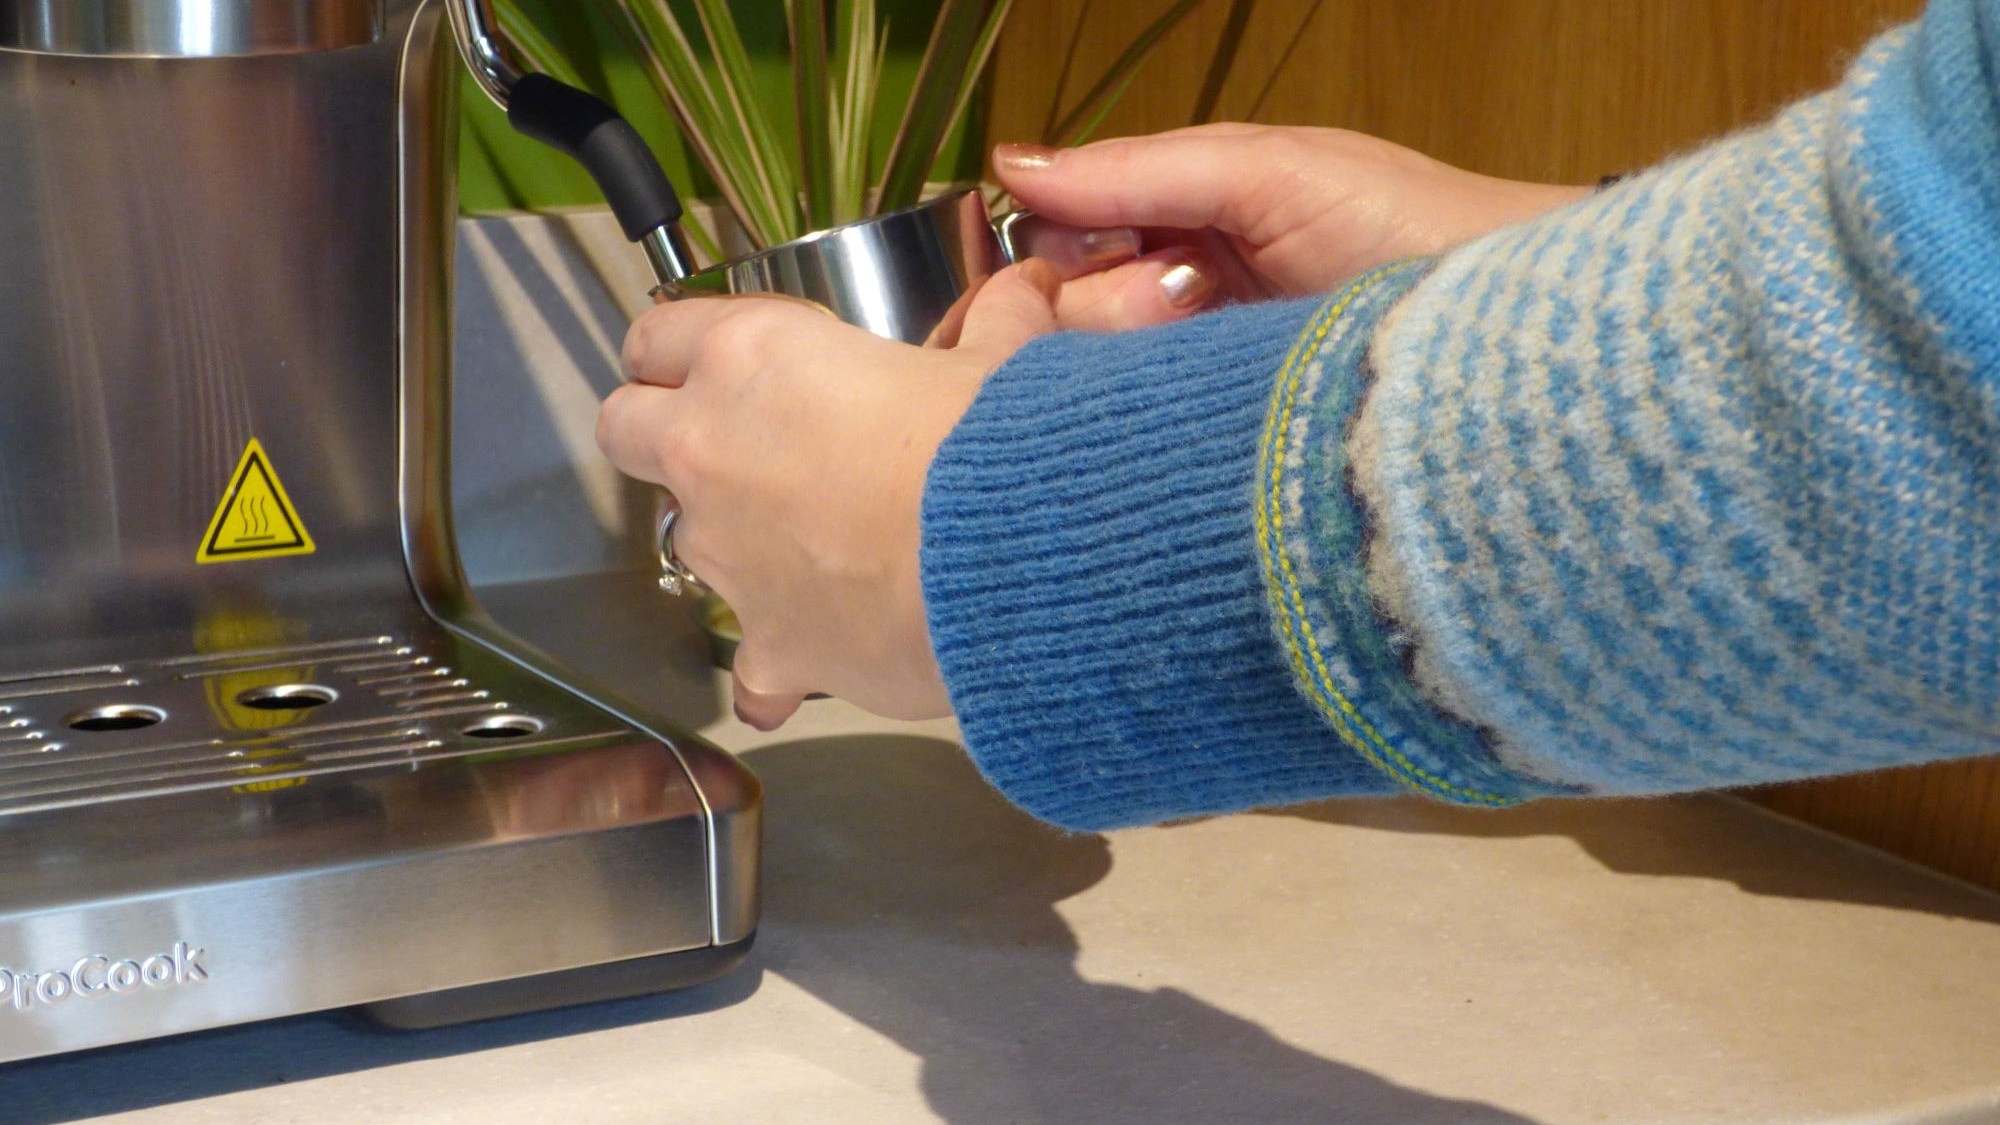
[993,210,1036,265]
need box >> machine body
[0,0,759,1063]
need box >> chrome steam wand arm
[443,0,695,285]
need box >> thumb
[953,257,1062,357]
[993,125,1274,236]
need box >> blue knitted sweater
[921,0,2000,831]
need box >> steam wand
[445,0,697,285]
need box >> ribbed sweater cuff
[921,297,1399,831]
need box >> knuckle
[698,303,781,366]
[622,308,665,378]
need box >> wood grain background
[984,0,2000,893]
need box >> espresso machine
[0,0,758,1063]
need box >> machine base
[360,933,757,1030]
[0,621,751,1064]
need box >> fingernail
[1159,256,1216,310]
[1078,226,1141,265]
[995,142,1058,172]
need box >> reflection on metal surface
[440,0,516,107]
[0,0,385,57]
[663,189,1011,344]
[640,223,698,287]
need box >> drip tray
[0,621,734,1064]
[0,632,621,817]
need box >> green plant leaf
[875,0,1009,214]
[689,0,802,240]
[940,0,1012,170]
[494,4,590,89]
[828,0,882,223]
[790,0,835,229]
[1048,0,1208,147]
[594,0,781,246]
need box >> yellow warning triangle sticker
[196,438,316,564]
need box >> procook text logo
[0,942,208,1012]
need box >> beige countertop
[8,682,2000,1124]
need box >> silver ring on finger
[656,500,705,596]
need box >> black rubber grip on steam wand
[505,72,682,242]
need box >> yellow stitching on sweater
[1256,264,1517,807]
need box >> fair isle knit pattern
[1256,264,1577,806]
[922,0,1997,829]
[1350,0,2000,795]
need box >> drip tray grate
[0,634,628,816]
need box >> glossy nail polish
[1159,258,1216,310]
[994,142,1058,171]
[1077,227,1142,265]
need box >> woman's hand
[996,124,1590,303]
[599,261,1073,730]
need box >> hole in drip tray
[461,715,544,739]
[67,704,166,732]
[236,684,337,711]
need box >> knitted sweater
[920,0,2000,831]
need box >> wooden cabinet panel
[987,0,2000,894]
[991,0,1919,182]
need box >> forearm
[921,295,1413,831]
[923,0,2000,830]
[1346,0,2000,795]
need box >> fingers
[954,257,1063,357]
[596,382,687,489]
[731,648,806,732]
[993,130,1281,238]
[1052,248,1219,331]
[622,292,831,388]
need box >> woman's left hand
[600,251,1201,730]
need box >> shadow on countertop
[743,734,1541,1125]
[1274,793,2000,925]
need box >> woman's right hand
[995,124,1590,305]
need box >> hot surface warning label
[196,438,316,564]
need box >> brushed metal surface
[0,0,384,57]
[0,0,762,1062]
[0,3,409,649]
[0,736,712,1062]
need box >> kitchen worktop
[8,213,2000,1123]
[8,682,2000,1124]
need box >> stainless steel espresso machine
[0,0,758,1063]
